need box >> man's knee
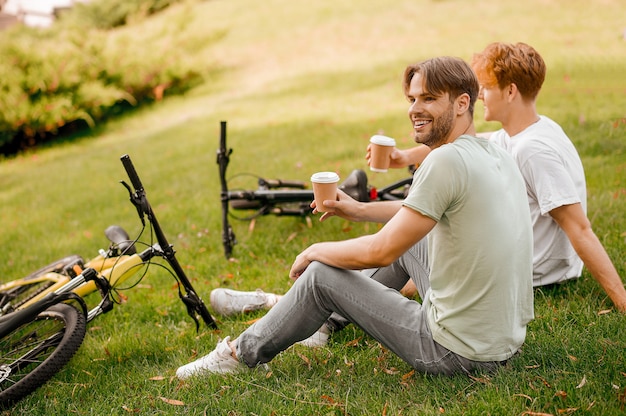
[300,261,338,288]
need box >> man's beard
[414,104,455,148]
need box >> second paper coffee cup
[310,172,340,212]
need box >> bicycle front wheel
[0,303,86,408]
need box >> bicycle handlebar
[119,154,218,330]
[218,121,236,259]
[120,154,144,193]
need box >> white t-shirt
[404,135,533,362]
[490,116,585,286]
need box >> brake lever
[121,180,146,226]
[179,293,201,332]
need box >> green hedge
[0,0,211,154]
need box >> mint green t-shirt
[403,135,533,362]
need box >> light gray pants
[236,240,503,375]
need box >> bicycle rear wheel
[0,303,86,408]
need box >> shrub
[0,0,211,155]
[64,0,180,30]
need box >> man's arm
[290,206,436,279]
[550,203,626,312]
[366,144,431,169]
[365,131,494,170]
[314,189,404,223]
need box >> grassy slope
[1,0,625,414]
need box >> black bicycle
[217,121,414,258]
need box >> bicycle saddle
[104,225,137,255]
[339,169,370,202]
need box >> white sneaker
[176,336,246,379]
[297,325,330,348]
[210,288,279,316]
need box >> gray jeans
[236,240,504,376]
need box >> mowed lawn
[0,0,625,414]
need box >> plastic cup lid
[310,171,340,183]
[370,135,396,146]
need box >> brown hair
[403,56,479,116]
[471,42,546,100]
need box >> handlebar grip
[219,120,227,153]
[120,154,144,192]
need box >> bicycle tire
[0,255,84,312]
[0,303,86,408]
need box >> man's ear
[507,83,519,102]
[456,93,471,115]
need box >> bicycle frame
[0,247,151,325]
[217,121,414,259]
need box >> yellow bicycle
[0,154,217,408]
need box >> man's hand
[366,144,412,169]
[289,248,313,280]
[312,188,404,224]
[311,189,364,222]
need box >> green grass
[1,0,625,414]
